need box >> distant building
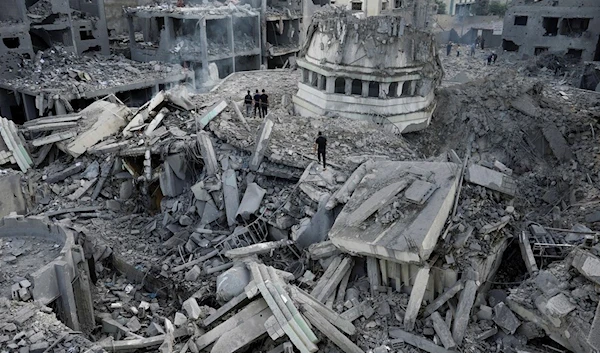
[438,0,510,16]
[502,0,600,61]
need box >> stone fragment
[545,293,576,318]
[183,297,201,320]
[185,265,202,282]
[126,316,142,332]
[477,305,493,321]
[29,342,49,353]
[146,322,165,336]
[174,312,187,327]
[493,302,521,334]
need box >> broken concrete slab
[197,132,219,176]
[519,231,539,274]
[452,280,478,344]
[210,303,271,353]
[389,328,451,353]
[542,124,573,163]
[159,161,185,197]
[571,248,600,285]
[182,297,201,320]
[404,179,437,205]
[225,240,294,259]
[588,301,600,351]
[249,115,274,172]
[326,160,371,210]
[430,311,456,349]
[347,180,409,226]
[222,169,240,227]
[301,303,363,353]
[236,182,266,220]
[545,293,576,318]
[196,100,227,130]
[511,94,540,118]
[66,100,130,157]
[404,266,430,331]
[329,161,460,263]
[45,162,85,183]
[493,302,521,334]
[465,164,517,196]
[422,281,464,318]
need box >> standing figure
[244,90,253,118]
[253,89,261,118]
[314,131,327,170]
[260,89,268,118]
[446,41,452,56]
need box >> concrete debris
[466,164,517,196]
[236,182,266,220]
[493,302,521,334]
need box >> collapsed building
[0,0,110,57]
[502,0,600,61]
[293,9,442,133]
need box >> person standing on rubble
[244,90,253,118]
[253,89,261,118]
[260,89,269,118]
[470,42,476,56]
[446,41,452,56]
[314,131,327,171]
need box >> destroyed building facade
[502,0,600,61]
[0,0,110,57]
[293,10,442,133]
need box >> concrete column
[361,81,369,98]
[54,98,67,115]
[325,76,335,93]
[0,90,12,120]
[199,18,209,82]
[380,82,390,98]
[164,17,174,49]
[55,261,80,331]
[399,81,406,96]
[317,75,325,91]
[127,16,136,49]
[344,78,352,95]
[410,80,417,96]
[256,15,262,69]
[308,71,314,86]
[73,248,95,333]
[22,93,37,121]
[229,16,236,72]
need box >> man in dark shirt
[314,131,327,170]
[244,90,253,117]
[253,89,261,118]
[260,89,268,118]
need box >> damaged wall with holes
[502,0,600,61]
[0,0,109,56]
[293,9,442,133]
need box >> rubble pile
[124,2,258,17]
[1,43,600,353]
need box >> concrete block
[404,267,430,331]
[466,164,517,196]
[29,342,49,353]
[126,316,141,332]
[166,153,188,180]
[404,179,437,204]
[430,311,455,349]
[236,183,266,220]
[185,265,202,282]
[542,124,573,163]
[159,162,184,197]
[146,322,165,336]
[477,305,493,321]
[197,132,219,176]
[588,301,600,350]
[510,94,539,117]
[182,297,201,320]
[493,302,521,334]
[545,293,576,318]
[216,265,251,302]
[174,312,187,327]
[571,249,600,285]
[196,100,227,130]
[347,180,409,226]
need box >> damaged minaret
[293,8,442,133]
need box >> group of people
[244,89,269,118]
[445,40,498,65]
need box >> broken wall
[502,0,600,61]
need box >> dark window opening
[351,79,362,95]
[534,47,548,55]
[80,30,95,40]
[351,2,362,10]
[368,82,379,98]
[2,37,20,49]
[334,77,345,94]
[542,17,559,36]
[503,39,519,52]
[594,35,600,61]
[310,72,318,87]
[302,69,309,83]
[559,18,590,36]
[318,75,326,90]
[401,81,412,97]
[514,16,528,26]
[395,0,402,8]
[82,45,101,54]
[566,49,583,60]
[382,1,388,10]
[388,82,398,97]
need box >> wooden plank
[301,304,364,353]
[311,256,342,298]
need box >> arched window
[401,81,412,96]
[351,79,362,95]
[334,77,345,94]
[368,81,379,98]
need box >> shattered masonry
[293,9,443,133]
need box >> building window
[388,82,398,97]
[310,72,318,87]
[534,47,548,55]
[559,18,590,36]
[514,16,528,26]
[566,49,583,60]
[368,82,379,98]
[382,1,388,10]
[401,81,412,96]
[395,0,402,8]
[502,40,519,52]
[318,75,326,90]
[334,77,345,94]
[302,69,309,83]
[542,17,559,36]
[351,79,362,95]
[351,1,362,11]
